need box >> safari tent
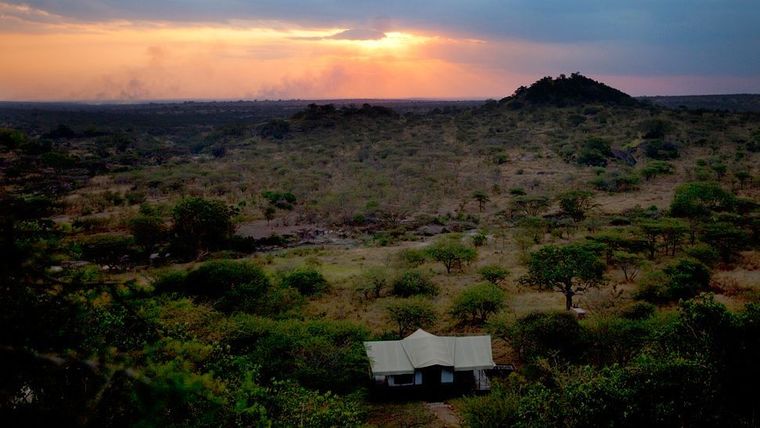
[364,329,495,392]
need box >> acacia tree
[426,238,477,274]
[472,191,490,212]
[520,243,606,310]
[670,182,735,243]
[386,298,437,337]
[557,190,595,222]
[510,195,550,217]
[450,283,507,324]
[478,265,510,286]
[171,197,234,257]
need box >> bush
[450,283,507,324]
[426,237,477,274]
[171,197,234,256]
[395,248,427,267]
[644,140,679,159]
[502,311,583,362]
[591,170,640,192]
[640,160,675,180]
[685,243,720,267]
[128,214,165,252]
[478,265,510,285]
[577,137,612,167]
[356,267,388,299]
[279,267,329,296]
[392,270,438,297]
[386,298,437,337]
[664,258,711,299]
[78,233,136,269]
[619,302,656,320]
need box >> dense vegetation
[1,75,758,426]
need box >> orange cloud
[0,10,533,101]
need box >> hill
[501,73,639,107]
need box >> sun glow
[331,31,432,53]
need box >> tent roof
[364,329,494,376]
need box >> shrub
[502,311,583,362]
[392,270,438,297]
[386,298,438,337]
[279,267,329,296]
[128,214,165,252]
[356,267,388,299]
[171,197,234,256]
[478,265,510,286]
[664,258,711,299]
[619,302,656,320]
[396,248,427,267]
[644,140,679,159]
[577,137,612,167]
[640,160,675,180]
[78,233,135,270]
[426,237,477,274]
[450,283,507,324]
[184,259,269,299]
[591,170,640,192]
[685,243,720,267]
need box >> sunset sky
[1,1,759,101]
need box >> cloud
[327,28,386,41]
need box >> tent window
[390,374,415,385]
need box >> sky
[1,1,759,101]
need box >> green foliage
[478,264,510,286]
[129,214,166,252]
[279,267,329,296]
[426,237,477,274]
[685,243,720,267]
[494,311,583,362]
[611,251,644,282]
[577,137,612,167]
[670,182,736,219]
[450,283,507,324]
[386,298,438,337]
[261,190,297,210]
[171,197,234,256]
[643,139,679,159]
[264,380,364,427]
[700,221,748,263]
[619,301,656,320]
[229,316,369,392]
[356,267,388,299]
[557,190,594,222]
[640,160,675,180]
[510,195,550,217]
[395,248,427,267]
[664,258,712,300]
[392,270,438,297]
[0,127,28,149]
[77,233,135,269]
[520,243,606,310]
[590,169,640,192]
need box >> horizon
[1,1,759,101]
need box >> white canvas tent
[364,329,495,377]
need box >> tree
[392,270,438,297]
[357,267,388,299]
[670,182,735,242]
[279,267,329,296]
[577,137,612,167]
[386,298,437,337]
[472,191,490,212]
[663,258,711,300]
[426,238,477,274]
[128,214,165,253]
[700,222,747,264]
[612,251,644,282]
[557,190,595,222]
[520,244,606,310]
[510,195,550,217]
[478,265,510,286]
[171,197,234,257]
[638,218,688,259]
[450,283,507,324]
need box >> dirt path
[424,402,461,427]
